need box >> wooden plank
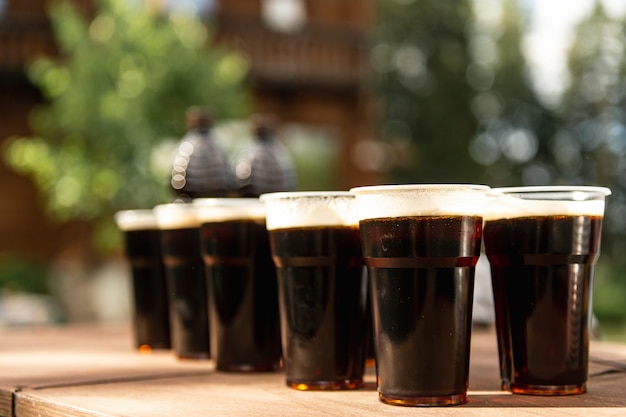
[0,323,132,353]
[13,367,626,417]
[0,323,213,417]
[0,393,10,417]
[6,327,626,417]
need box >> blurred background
[1,0,625,340]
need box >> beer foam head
[193,198,266,222]
[485,186,611,220]
[115,209,158,231]
[260,192,357,230]
[350,184,489,220]
[153,203,200,230]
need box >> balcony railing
[0,12,55,77]
[0,10,371,90]
[215,15,371,90]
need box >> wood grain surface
[1,324,625,417]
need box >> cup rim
[490,186,612,198]
[153,202,196,209]
[192,197,262,206]
[193,198,266,222]
[114,209,158,230]
[115,208,155,217]
[260,191,353,202]
[350,183,490,194]
[153,202,200,229]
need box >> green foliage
[556,2,626,321]
[558,2,624,189]
[0,258,49,294]
[372,0,562,186]
[372,0,484,183]
[469,0,558,187]
[2,0,251,224]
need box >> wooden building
[0,0,62,262]
[0,0,379,263]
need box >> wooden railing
[0,10,371,90]
[0,12,56,76]
[215,15,371,89]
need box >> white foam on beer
[484,186,610,220]
[350,184,489,220]
[193,198,266,222]
[114,209,158,231]
[260,192,357,230]
[153,203,201,230]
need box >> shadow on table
[465,371,626,408]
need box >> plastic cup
[115,209,171,352]
[483,186,611,395]
[194,198,281,372]
[154,203,210,359]
[351,184,489,406]
[261,191,368,390]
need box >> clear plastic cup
[483,186,611,395]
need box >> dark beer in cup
[154,203,210,359]
[115,210,171,351]
[262,192,367,390]
[483,186,610,395]
[352,184,488,407]
[195,198,281,372]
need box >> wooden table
[0,323,625,416]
